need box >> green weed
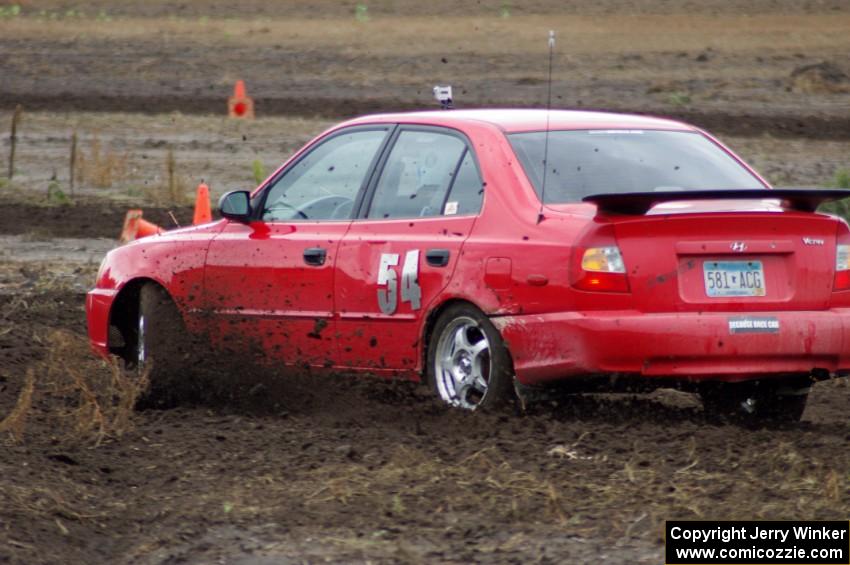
[0,5,21,18]
[818,168,850,220]
[355,4,370,22]
[500,1,511,18]
[668,91,692,106]
[46,179,71,206]
[251,159,267,186]
[832,169,850,189]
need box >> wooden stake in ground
[69,130,77,195]
[166,147,176,203]
[8,104,22,181]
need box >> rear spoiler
[583,188,850,215]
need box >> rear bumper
[86,288,117,358]
[492,309,850,386]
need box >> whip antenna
[538,30,555,224]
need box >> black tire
[699,379,809,425]
[426,303,515,411]
[133,283,194,407]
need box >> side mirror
[218,190,252,222]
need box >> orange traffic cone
[228,80,254,118]
[119,209,163,243]
[193,182,212,225]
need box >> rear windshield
[508,130,765,204]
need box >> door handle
[426,249,450,267]
[303,247,327,266]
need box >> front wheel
[131,283,194,406]
[699,378,810,425]
[426,304,515,411]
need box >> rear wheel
[699,378,810,425]
[426,304,515,411]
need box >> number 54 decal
[377,250,422,314]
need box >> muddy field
[2,0,850,138]
[1,260,849,564]
[1,1,850,563]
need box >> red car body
[86,109,850,399]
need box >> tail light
[835,226,850,291]
[571,224,630,293]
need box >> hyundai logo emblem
[730,242,747,252]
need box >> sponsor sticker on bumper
[728,316,780,334]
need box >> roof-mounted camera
[433,85,454,110]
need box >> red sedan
[87,109,850,422]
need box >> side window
[443,149,483,216]
[262,129,387,221]
[367,130,468,220]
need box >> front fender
[89,222,226,353]
[95,221,225,312]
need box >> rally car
[86,109,850,422]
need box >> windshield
[508,130,766,204]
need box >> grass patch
[146,148,190,206]
[831,169,850,189]
[75,132,128,188]
[0,369,34,442]
[668,91,692,106]
[0,331,148,446]
[0,5,21,19]
[251,159,267,186]
[46,178,71,206]
[263,445,573,527]
[818,168,850,220]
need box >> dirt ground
[2,1,850,138]
[1,1,850,564]
[1,273,849,564]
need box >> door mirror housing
[219,190,252,222]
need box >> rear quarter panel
[442,125,632,316]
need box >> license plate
[703,260,766,297]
